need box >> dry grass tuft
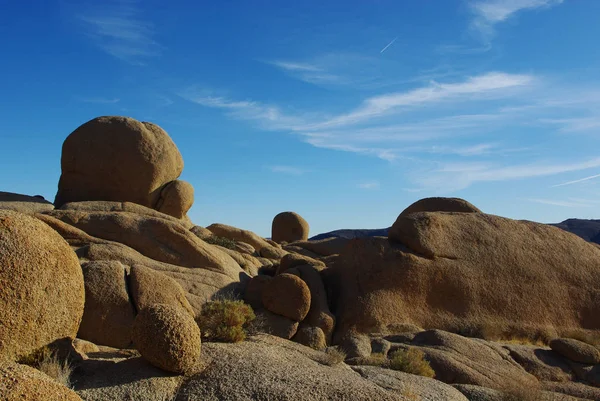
[389,348,435,378]
[18,346,73,388]
[323,346,347,366]
[198,299,255,342]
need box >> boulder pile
[2,115,600,400]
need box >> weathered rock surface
[0,362,82,400]
[73,349,184,401]
[503,343,573,382]
[353,365,468,401]
[278,253,326,274]
[410,330,538,389]
[130,265,196,317]
[330,212,600,340]
[243,275,271,309]
[132,304,202,375]
[550,338,600,364]
[48,209,243,279]
[0,191,54,214]
[55,116,183,209]
[0,210,85,361]
[80,242,244,314]
[78,260,135,348]
[175,334,404,400]
[272,211,310,243]
[255,310,299,339]
[453,384,581,401]
[288,237,349,257]
[262,273,311,321]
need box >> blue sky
[1,0,599,236]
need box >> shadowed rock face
[328,212,600,341]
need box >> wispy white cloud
[540,117,600,133]
[311,72,534,129]
[552,173,600,187]
[76,96,120,104]
[357,181,381,190]
[414,158,600,191]
[268,61,323,72]
[77,0,161,64]
[469,0,564,41]
[267,165,310,175]
[525,198,591,207]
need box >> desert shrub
[351,352,388,366]
[18,346,73,388]
[468,322,555,346]
[323,346,347,366]
[198,299,255,342]
[204,235,237,250]
[389,348,435,378]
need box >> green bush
[203,235,237,250]
[389,348,435,378]
[198,299,255,342]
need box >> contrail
[380,36,398,54]
[552,173,600,187]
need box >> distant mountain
[310,228,390,241]
[311,218,600,245]
[550,219,600,244]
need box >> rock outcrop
[132,304,202,375]
[329,211,600,340]
[262,273,311,321]
[549,338,600,364]
[0,192,54,214]
[0,210,85,361]
[272,211,310,243]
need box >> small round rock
[132,304,202,375]
[550,338,600,364]
[271,211,310,244]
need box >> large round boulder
[271,212,310,244]
[0,210,85,361]
[55,116,183,209]
[155,180,194,219]
[262,273,311,321]
[132,304,202,375]
[398,197,480,218]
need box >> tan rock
[213,245,258,276]
[130,265,195,317]
[132,304,202,375]
[80,242,246,316]
[255,310,299,339]
[331,212,600,339]
[262,273,311,321]
[55,116,183,208]
[59,200,193,228]
[272,211,310,243]
[286,264,335,343]
[155,180,194,219]
[48,210,243,279]
[78,261,135,348]
[207,223,272,251]
[278,253,326,274]
[258,245,288,260]
[234,241,255,255]
[0,210,84,361]
[0,362,82,400]
[190,225,212,240]
[293,326,326,350]
[398,197,481,218]
[0,192,54,214]
[73,338,100,355]
[550,338,600,364]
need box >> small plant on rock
[203,235,237,250]
[323,346,347,366]
[18,346,73,388]
[389,348,435,378]
[198,299,255,342]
